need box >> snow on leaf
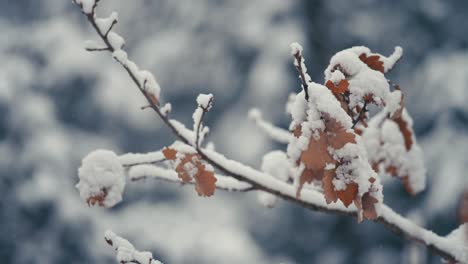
[324,116,356,149]
[76,149,125,208]
[363,106,425,195]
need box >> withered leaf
[336,183,358,207]
[359,53,385,73]
[325,79,350,95]
[324,117,356,149]
[87,188,108,207]
[393,116,413,151]
[162,148,177,160]
[322,170,338,204]
[175,154,196,183]
[362,192,378,220]
[194,166,217,197]
[300,131,334,172]
[173,152,217,196]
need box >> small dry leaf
[162,148,177,160]
[325,79,349,95]
[322,170,338,204]
[336,183,359,207]
[362,192,378,220]
[359,53,385,73]
[393,116,413,151]
[324,117,356,149]
[87,188,107,207]
[300,131,334,173]
[167,150,218,197]
[175,154,198,183]
[194,167,217,197]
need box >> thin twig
[351,101,368,129]
[292,52,310,101]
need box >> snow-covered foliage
[77,150,125,208]
[362,110,426,194]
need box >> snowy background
[1,0,467,263]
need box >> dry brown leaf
[300,131,334,172]
[175,154,198,183]
[393,116,413,151]
[162,148,177,160]
[170,152,217,196]
[336,183,359,207]
[362,192,378,220]
[194,166,217,197]
[322,170,338,204]
[324,118,356,149]
[325,79,349,95]
[359,53,385,73]
[87,188,107,207]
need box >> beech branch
[73,2,466,263]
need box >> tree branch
[73,2,466,262]
[128,164,255,192]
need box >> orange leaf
[336,183,358,207]
[175,154,198,183]
[300,131,334,172]
[162,148,177,160]
[324,117,356,149]
[359,53,384,73]
[194,166,217,197]
[325,80,349,95]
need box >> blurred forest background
[1,0,467,263]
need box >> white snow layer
[75,0,96,14]
[105,230,163,264]
[76,149,125,208]
[257,151,290,207]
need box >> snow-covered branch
[104,230,163,264]
[248,108,292,144]
[73,1,467,262]
[128,164,254,192]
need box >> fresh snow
[76,149,125,208]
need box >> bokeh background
[1,0,467,263]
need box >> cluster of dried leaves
[293,51,408,221]
[162,148,217,197]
